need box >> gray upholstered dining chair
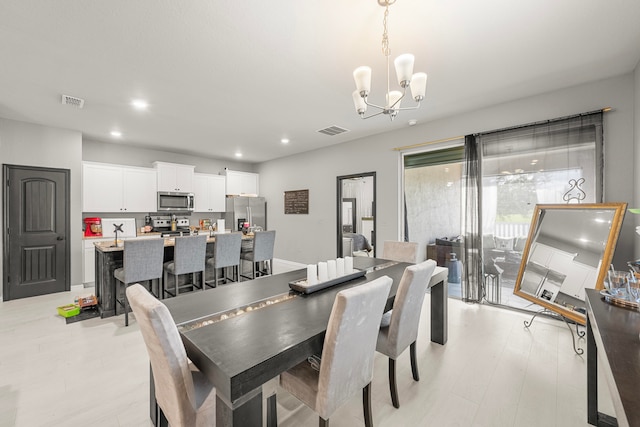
[163,235,208,298]
[114,238,165,326]
[206,232,242,286]
[382,241,419,263]
[126,284,216,427]
[240,230,276,279]
[376,259,437,408]
[279,276,393,427]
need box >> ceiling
[1,1,639,164]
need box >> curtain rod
[474,107,611,138]
[392,107,611,152]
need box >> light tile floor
[0,260,614,427]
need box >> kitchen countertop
[93,233,254,252]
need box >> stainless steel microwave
[157,191,195,212]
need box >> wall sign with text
[284,189,309,214]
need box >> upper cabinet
[154,161,195,193]
[224,169,259,196]
[193,173,226,212]
[83,162,157,212]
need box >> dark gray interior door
[3,165,70,300]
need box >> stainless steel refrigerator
[224,196,267,231]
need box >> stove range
[151,216,191,237]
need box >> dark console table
[585,288,640,427]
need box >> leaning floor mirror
[513,203,627,325]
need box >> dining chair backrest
[126,284,203,426]
[382,241,419,264]
[121,238,165,284]
[384,259,437,357]
[172,235,208,275]
[251,230,276,263]
[213,232,242,269]
[316,275,392,420]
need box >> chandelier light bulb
[386,91,402,110]
[353,66,372,97]
[352,90,367,114]
[410,72,427,102]
[394,54,415,87]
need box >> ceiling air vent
[317,126,349,136]
[61,94,85,108]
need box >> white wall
[0,118,83,295]
[258,73,636,267]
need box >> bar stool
[114,238,165,327]
[163,235,208,298]
[206,232,242,287]
[240,230,276,280]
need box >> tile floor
[0,260,614,427]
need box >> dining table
[152,257,448,427]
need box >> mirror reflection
[514,203,627,324]
[337,173,376,258]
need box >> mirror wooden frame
[513,202,627,325]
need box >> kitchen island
[93,234,253,318]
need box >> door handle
[57,236,64,241]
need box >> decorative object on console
[351,0,427,121]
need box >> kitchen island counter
[93,233,253,252]
[94,234,254,317]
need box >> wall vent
[61,94,85,108]
[317,126,349,136]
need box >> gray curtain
[462,134,482,302]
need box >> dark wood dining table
[153,257,448,427]
[585,289,640,427]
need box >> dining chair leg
[363,382,373,427]
[163,270,168,298]
[389,358,399,408]
[124,284,130,327]
[410,341,420,381]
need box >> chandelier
[352,0,427,121]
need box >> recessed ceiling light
[235,152,243,158]
[110,130,122,138]
[131,99,148,110]
[281,138,290,144]
[408,119,417,126]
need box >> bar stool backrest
[251,230,276,263]
[214,232,242,269]
[173,235,208,275]
[122,238,165,284]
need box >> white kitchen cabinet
[83,163,123,212]
[193,173,226,212]
[154,161,195,192]
[224,169,259,196]
[83,162,157,212]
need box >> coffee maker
[84,217,102,237]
